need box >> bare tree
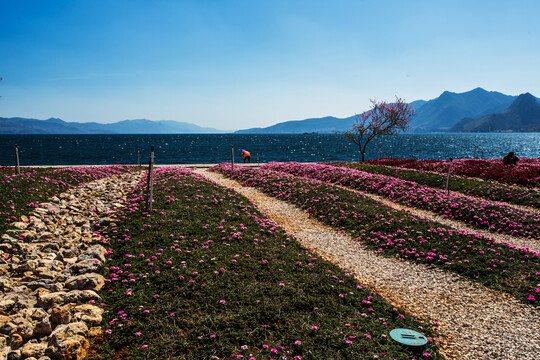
[343,97,415,161]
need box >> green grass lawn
[90,167,441,359]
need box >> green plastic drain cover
[390,328,428,348]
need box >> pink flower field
[261,162,540,240]
[364,158,540,187]
[212,162,539,306]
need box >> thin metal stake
[445,158,453,196]
[14,145,20,174]
[231,146,234,172]
[146,146,155,212]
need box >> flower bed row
[363,158,540,187]
[328,162,540,209]
[90,166,442,359]
[212,163,539,307]
[261,162,540,240]
[0,165,136,237]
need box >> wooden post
[14,145,20,174]
[231,146,234,172]
[138,150,141,167]
[145,146,155,212]
[445,158,453,196]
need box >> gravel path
[195,168,540,360]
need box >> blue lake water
[1,133,539,166]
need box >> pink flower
[220,299,226,304]
[311,325,318,330]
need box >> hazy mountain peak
[439,90,455,98]
[506,93,540,117]
[450,92,540,132]
[408,88,519,132]
[467,87,487,94]
[45,117,65,123]
[509,92,535,106]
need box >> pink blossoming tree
[344,97,415,161]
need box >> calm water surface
[1,133,539,166]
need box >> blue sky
[1,0,539,130]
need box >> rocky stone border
[0,172,142,360]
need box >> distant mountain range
[0,118,228,134]
[234,115,357,134]
[2,88,540,134]
[450,93,540,132]
[409,88,519,132]
[237,88,540,134]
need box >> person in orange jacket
[242,149,251,163]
